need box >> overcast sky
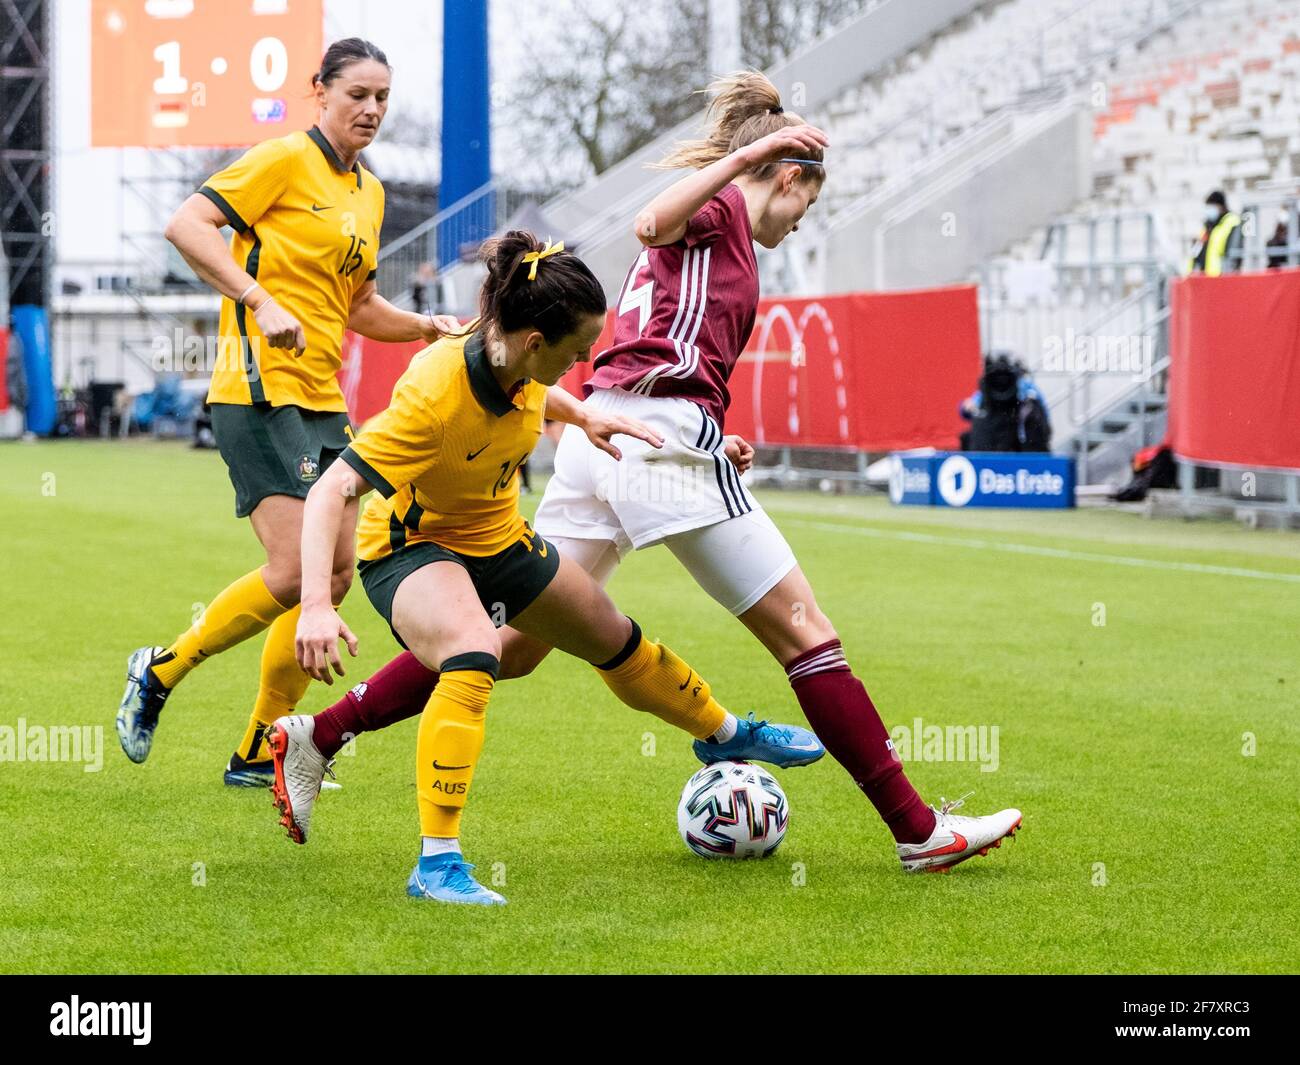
[55,0,532,264]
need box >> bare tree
[501,0,705,188]
[742,0,875,70]
[378,108,440,150]
[498,0,872,190]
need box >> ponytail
[655,71,824,182]
[477,231,606,344]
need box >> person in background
[1185,190,1242,276]
[1266,206,1294,270]
[411,261,442,316]
[960,353,1051,453]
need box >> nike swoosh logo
[907,832,968,861]
[311,203,333,212]
[679,672,693,691]
[466,444,490,460]
[433,760,471,771]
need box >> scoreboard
[91,0,324,148]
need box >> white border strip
[782,518,1300,584]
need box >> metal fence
[374,183,536,313]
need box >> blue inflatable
[12,305,55,435]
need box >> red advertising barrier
[732,286,979,450]
[338,330,424,427]
[341,284,980,450]
[1168,271,1300,471]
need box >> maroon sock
[311,651,439,758]
[786,640,936,844]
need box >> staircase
[992,271,1171,488]
[1056,364,1170,487]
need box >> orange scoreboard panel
[91,0,324,148]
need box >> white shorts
[535,388,797,615]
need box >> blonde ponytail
[655,71,823,181]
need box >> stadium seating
[799,0,1300,275]
[383,0,1300,351]
[1087,0,1300,251]
[997,0,1300,269]
[816,0,1195,218]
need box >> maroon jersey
[586,182,760,427]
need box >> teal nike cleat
[693,711,825,768]
[407,854,506,906]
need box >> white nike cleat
[267,715,334,845]
[896,794,1023,873]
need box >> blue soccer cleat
[693,711,826,769]
[223,752,276,788]
[116,646,173,764]
[406,854,507,906]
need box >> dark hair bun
[476,230,606,345]
[479,230,544,287]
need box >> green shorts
[358,530,561,649]
[210,403,354,518]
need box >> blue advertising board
[889,451,1075,509]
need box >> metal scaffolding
[1,0,51,307]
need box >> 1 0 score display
[91,0,324,148]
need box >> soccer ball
[676,761,788,859]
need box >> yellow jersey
[341,331,548,560]
[200,126,384,411]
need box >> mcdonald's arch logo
[747,302,851,445]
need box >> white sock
[421,836,460,857]
[710,713,738,743]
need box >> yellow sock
[594,620,727,740]
[235,606,311,763]
[416,656,498,839]
[151,569,289,690]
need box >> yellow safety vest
[1186,212,1242,276]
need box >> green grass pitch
[2,440,1297,974]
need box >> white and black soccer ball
[676,760,788,859]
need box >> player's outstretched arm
[348,279,461,343]
[544,385,664,461]
[296,462,366,683]
[634,124,828,247]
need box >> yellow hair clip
[522,238,565,281]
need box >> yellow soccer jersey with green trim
[200,126,384,411]
[341,331,548,560]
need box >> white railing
[375,182,535,310]
[978,208,1175,484]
